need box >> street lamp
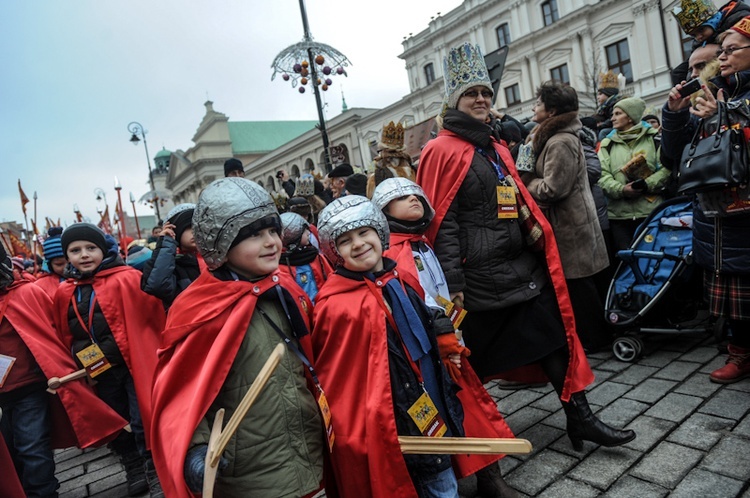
[114,176,127,249]
[127,121,161,221]
[73,204,82,223]
[129,192,142,239]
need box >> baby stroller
[604,196,718,362]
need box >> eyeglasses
[461,89,493,100]
[715,45,750,57]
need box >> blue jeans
[0,388,59,497]
[411,467,459,498]
[95,365,146,457]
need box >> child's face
[226,227,282,279]
[692,25,714,43]
[66,241,104,273]
[385,195,424,222]
[300,228,311,247]
[49,257,67,276]
[336,227,384,273]
[180,227,197,253]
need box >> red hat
[731,15,750,38]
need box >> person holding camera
[597,97,670,257]
[276,169,296,197]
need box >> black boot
[563,391,636,451]
[475,462,520,498]
[120,451,148,496]
[144,457,165,498]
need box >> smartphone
[678,78,702,97]
[631,178,647,190]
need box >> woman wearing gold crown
[417,42,636,462]
[366,121,417,198]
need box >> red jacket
[53,266,165,446]
[2,279,127,449]
[416,131,594,401]
[150,270,317,498]
[312,266,515,498]
[34,272,63,300]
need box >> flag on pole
[18,180,29,215]
[31,219,39,235]
[8,233,28,257]
[97,206,113,234]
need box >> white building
[165,0,694,199]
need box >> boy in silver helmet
[150,177,327,498]
[279,212,332,302]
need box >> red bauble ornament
[315,55,324,65]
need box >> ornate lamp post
[129,192,142,239]
[114,177,127,248]
[127,121,161,221]
[271,0,351,174]
[73,204,83,223]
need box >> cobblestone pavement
[56,332,750,497]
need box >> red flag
[8,233,28,257]
[31,219,39,236]
[18,180,29,215]
[97,206,112,234]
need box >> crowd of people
[3,4,750,497]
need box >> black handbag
[677,102,749,195]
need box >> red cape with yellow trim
[417,131,594,401]
[149,270,317,498]
[3,279,127,449]
[53,265,165,447]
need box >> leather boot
[475,462,520,498]
[563,391,636,451]
[144,457,165,498]
[120,451,148,496]
[710,344,750,384]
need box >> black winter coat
[141,236,201,308]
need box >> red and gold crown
[598,70,619,90]
[672,0,717,35]
[379,121,405,151]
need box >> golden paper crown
[379,121,405,151]
[598,70,619,90]
[672,0,717,35]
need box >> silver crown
[166,203,196,223]
[371,177,434,215]
[317,196,390,267]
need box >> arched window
[542,0,559,26]
[496,23,511,48]
[424,63,435,85]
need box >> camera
[276,171,284,179]
[678,78,702,98]
[631,178,647,191]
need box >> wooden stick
[207,343,286,468]
[399,436,532,455]
[202,409,225,498]
[47,369,88,393]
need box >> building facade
[163,0,693,198]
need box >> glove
[183,444,229,493]
[436,332,471,383]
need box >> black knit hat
[229,215,282,249]
[345,173,368,197]
[224,158,244,177]
[597,87,619,97]
[327,163,354,178]
[61,223,109,257]
[168,208,195,243]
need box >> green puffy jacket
[597,124,670,221]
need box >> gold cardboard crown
[380,121,405,150]
[598,70,619,90]
[672,0,717,35]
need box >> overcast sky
[1,0,462,230]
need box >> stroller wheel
[613,336,643,362]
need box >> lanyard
[414,242,446,294]
[71,289,98,343]
[476,146,508,184]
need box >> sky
[0,0,462,231]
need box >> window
[680,28,693,61]
[542,0,559,27]
[424,63,435,85]
[550,64,570,84]
[605,39,633,83]
[504,84,522,106]
[496,23,511,48]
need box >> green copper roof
[228,121,318,155]
[154,147,171,158]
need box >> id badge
[414,254,424,272]
[316,388,336,452]
[435,295,467,329]
[75,343,112,378]
[407,391,447,438]
[497,186,519,219]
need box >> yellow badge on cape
[435,295,467,329]
[497,186,518,219]
[407,391,447,437]
[75,343,111,378]
[316,388,335,452]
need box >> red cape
[417,131,594,401]
[150,270,317,498]
[53,265,166,447]
[312,267,514,498]
[34,272,62,300]
[2,280,127,449]
[0,433,24,498]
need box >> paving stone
[597,397,649,427]
[55,463,85,485]
[603,475,669,498]
[653,360,702,382]
[637,350,681,367]
[644,393,703,422]
[55,446,111,473]
[611,364,659,385]
[88,471,128,496]
[700,389,750,421]
[700,355,727,374]
[701,434,750,481]
[504,406,551,435]
[567,446,640,489]
[623,378,677,404]
[591,358,631,373]
[725,378,750,393]
[679,346,720,364]
[73,462,123,488]
[86,453,122,472]
[588,369,615,386]
[55,447,85,463]
[586,381,632,406]
[673,372,723,397]
[57,476,88,496]
[516,423,566,458]
[498,455,523,475]
[505,450,579,496]
[734,414,750,437]
[59,486,89,498]
[659,334,705,352]
[631,441,703,488]
[537,477,600,497]
[622,416,676,452]
[668,412,736,450]
[670,468,744,498]
[529,391,562,413]
[497,389,546,415]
